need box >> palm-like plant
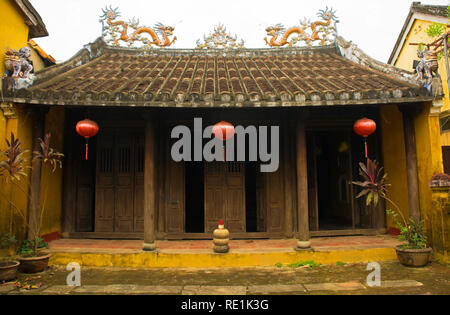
[0,132,64,257]
[353,158,427,249]
[352,158,389,207]
[0,133,28,182]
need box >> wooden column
[295,121,311,249]
[401,107,421,223]
[143,115,157,251]
[28,108,46,239]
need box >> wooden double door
[95,128,145,233]
[204,162,246,233]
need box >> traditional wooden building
[2,30,444,251]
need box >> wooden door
[443,146,450,174]
[95,128,144,233]
[204,162,246,233]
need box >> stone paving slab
[41,285,76,294]
[247,284,306,295]
[0,283,16,294]
[72,285,109,294]
[304,281,366,292]
[380,280,424,288]
[131,285,182,295]
[182,285,247,295]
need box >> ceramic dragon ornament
[100,6,177,48]
[265,7,339,48]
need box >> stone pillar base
[142,243,157,251]
[296,240,311,250]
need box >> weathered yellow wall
[381,103,444,237]
[0,0,29,76]
[380,105,410,228]
[40,107,65,236]
[430,187,450,263]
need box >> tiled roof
[411,2,448,18]
[4,37,433,107]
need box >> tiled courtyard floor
[48,235,401,253]
[1,261,449,295]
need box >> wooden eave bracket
[0,102,17,119]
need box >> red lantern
[76,119,99,160]
[354,118,376,158]
[213,121,235,161]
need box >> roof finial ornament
[265,7,339,48]
[196,24,245,50]
[99,6,177,48]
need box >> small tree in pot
[353,158,432,267]
[0,133,63,273]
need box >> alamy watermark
[171,118,280,173]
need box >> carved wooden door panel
[204,162,246,233]
[95,130,115,232]
[95,128,143,233]
[114,132,135,232]
[264,166,285,233]
[164,131,185,234]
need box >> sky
[29,0,449,63]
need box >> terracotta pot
[0,261,20,282]
[395,246,432,267]
[18,253,51,274]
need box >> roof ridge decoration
[99,6,177,48]
[265,7,339,47]
[196,24,245,50]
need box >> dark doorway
[245,162,258,232]
[314,131,353,230]
[443,146,450,174]
[185,162,205,233]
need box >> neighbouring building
[0,0,58,249]
[388,2,450,173]
[1,6,448,260]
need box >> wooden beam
[143,115,157,251]
[28,108,46,239]
[295,121,311,249]
[400,106,421,223]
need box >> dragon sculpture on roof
[265,7,339,47]
[100,6,177,48]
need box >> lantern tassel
[223,146,225,162]
[85,139,89,160]
[364,138,368,159]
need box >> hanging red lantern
[354,118,376,158]
[213,121,235,161]
[76,119,99,160]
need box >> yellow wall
[381,102,444,240]
[380,105,410,228]
[0,0,29,77]
[40,108,65,236]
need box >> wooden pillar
[401,107,421,223]
[143,115,157,251]
[295,121,310,249]
[28,108,46,239]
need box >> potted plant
[0,233,19,282]
[0,133,63,273]
[353,158,432,267]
